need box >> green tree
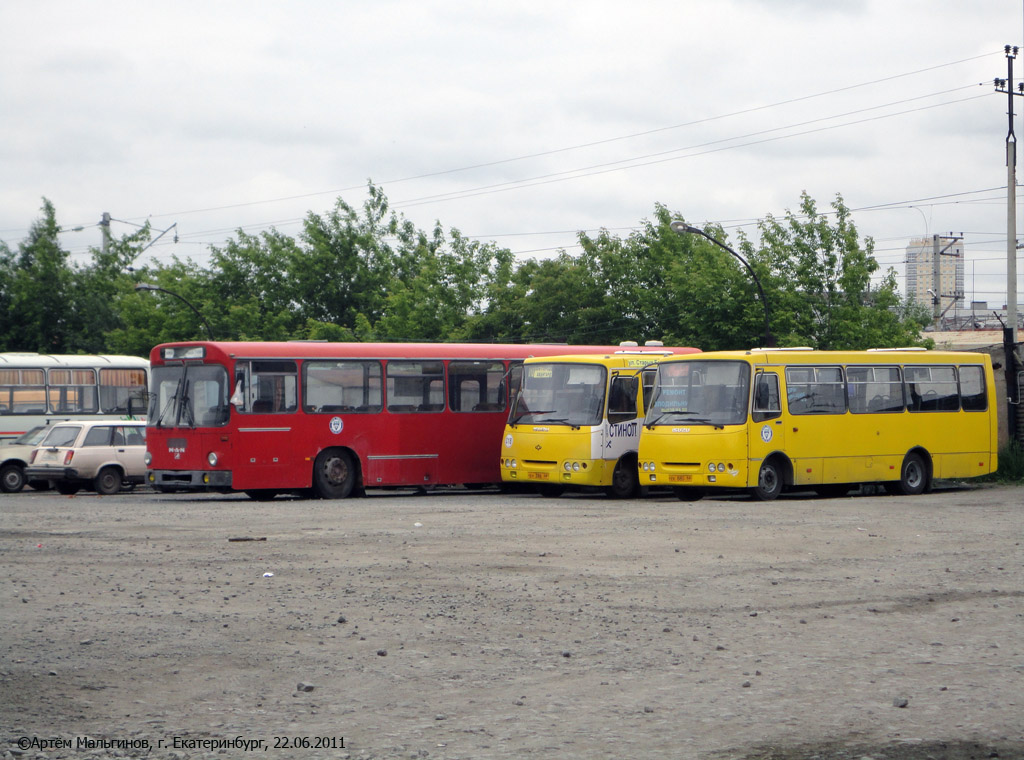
[293,187,396,331]
[68,221,152,353]
[751,193,927,349]
[582,206,758,350]
[459,244,528,342]
[106,259,219,354]
[207,228,304,340]
[378,221,508,341]
[0,199,75,352]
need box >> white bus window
[47,369,99,414]
[99,368,148,415]
[0,369,46,414]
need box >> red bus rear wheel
[313,449,356,499]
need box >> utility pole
[99,211,111,254]
[995,44,1024,444]
[995,46,1022,341]
[930,234,963,327]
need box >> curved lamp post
[669,220,775,347]
[134,283,215,341]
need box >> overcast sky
[2,0,1022,309]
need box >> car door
[114,425,147,478]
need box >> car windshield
[646,360,751,427]
[509,363,606,427]
[149,364,230,428]
[6,426,49,446]
[40,426,82,447]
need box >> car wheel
[94,466,123,495]
[1,463,26,493]
[55,482,81,495]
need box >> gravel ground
[1,483,1022,760]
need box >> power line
[392,93,991,210]
[72,52,1002,227]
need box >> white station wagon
[25,421,148,495]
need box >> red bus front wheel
[313,449,356,499]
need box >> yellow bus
[500,346,698,497]
[637,348,998,500]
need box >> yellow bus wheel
[607,459,639,499]
[753,460,783,501]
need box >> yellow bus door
[748,371,785,488]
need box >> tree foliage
[749,193,929,349]
[0,188,931,358]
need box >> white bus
[0,353,149,442]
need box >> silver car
[25,421,148,495]
[0,426,53,493]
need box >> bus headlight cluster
[707,462,729,473]
[562,461,587,472]
[503,458,518,469]
[640,461,656,472]
[208,452,219,467]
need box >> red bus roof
[151,341,700,363]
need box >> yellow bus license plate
[527,472,549,480]
[669,474,693,483]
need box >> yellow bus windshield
[645,360,750,428]
[510,363,606,427]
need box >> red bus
[144,341,693,499]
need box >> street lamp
[669,220,775,347]
[134,283,215,341]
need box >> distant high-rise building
[905,236,965,312]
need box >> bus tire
[753,459,783,501]
[673,487,704,502]
[94,466,123,495]
[1,462,26,493]
[539,485,565,498]
[313,449,356,499]
[607,458,639,499]
[55,482,81,495]
[895,452,929,495]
